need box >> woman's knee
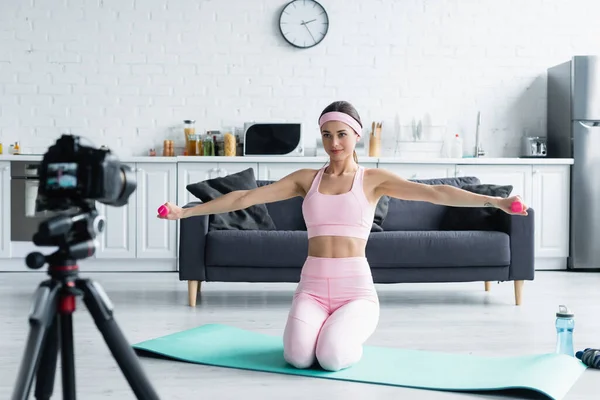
[283,317,320,369]
[315,338,362,372]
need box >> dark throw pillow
[440,184,513,231]
[186,168,277,231]
[371,195,390,232]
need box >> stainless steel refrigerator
[547,55,600,270]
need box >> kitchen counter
[0,154,575,165]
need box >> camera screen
[46,162,78,190]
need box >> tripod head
[26,199,105,273]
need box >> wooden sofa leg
[514,280,524,306]
[484,281,491,292]
[188,280,201,307]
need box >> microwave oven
[243,122,304,156]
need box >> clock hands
[301,19,316,43]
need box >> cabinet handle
[410,174,417,179]
[533,169,540,174]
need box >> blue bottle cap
[556,304,574,317]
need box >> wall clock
[279,0,329,49]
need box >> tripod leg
[11,281,61,400]
[33,315,60,400]
[60,310,77,400]
[77,279,161,400]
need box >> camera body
[36,134,136,213]
[27,134,137,264]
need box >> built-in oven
[10,160,57,257]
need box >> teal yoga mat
[132,324,587,400]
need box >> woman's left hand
[496,195,528,216]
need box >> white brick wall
[1,0,599,157]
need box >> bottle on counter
[450,134,463,158]
[0,142,3,155]
[13,141,20,155]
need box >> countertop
[0,154,575,165]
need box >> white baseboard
[534,257,567,270]
[0,258,177,272]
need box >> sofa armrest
[178,201,209,282]
[497,208,535,281]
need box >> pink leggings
[283,256,380,372]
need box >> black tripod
[11,208,160,400]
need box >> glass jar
[203,133,215,156]
[187,134,203,156]
[183,120,196,152]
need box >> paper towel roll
[25,179,39,217]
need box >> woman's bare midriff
[307,236,367,258]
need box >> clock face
[279,0,329,49]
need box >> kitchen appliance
[521,136,547,157]
[547,55,600,270]
[243,122,303,156]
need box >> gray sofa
[179,176,535,307]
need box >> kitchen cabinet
[0,162,10,258]
[455,164,533,205]
[258,161,378,182]
[379,163,455,180]
[135,162,177,259]
[95,162,136,259]
[95,162,178,262]
[177,162,258,205]
[531,165,570,260]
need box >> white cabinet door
[215,162,259,179]
[95,163,137,259]
[378,163,455,180]
[531,165,570,258]
[0,162,10,258]
[136,162,177,259]
[258,162,325,181]
[455,165,533,204]
[177,162,219,206]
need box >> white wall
[0,0,599,157]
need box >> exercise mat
[132,324,586,400]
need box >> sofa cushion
[205,230,308,268]
[440,184,513,231]
[257,181,306,231]
[381,176,481,231]
[365,231,510,268]
[186,168,277,231]
[371,195,390,232]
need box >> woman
[158,101,528,372]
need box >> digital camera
[35,134,137,213]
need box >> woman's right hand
[157,202,185,220]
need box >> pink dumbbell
[157,205,168,217]
[510,201,523,213]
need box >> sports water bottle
[555,305,575,356]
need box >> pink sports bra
[302,165,375,241]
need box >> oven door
[243,123,303,156]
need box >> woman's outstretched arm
[372,169,528,215]
[158,169,311,220]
